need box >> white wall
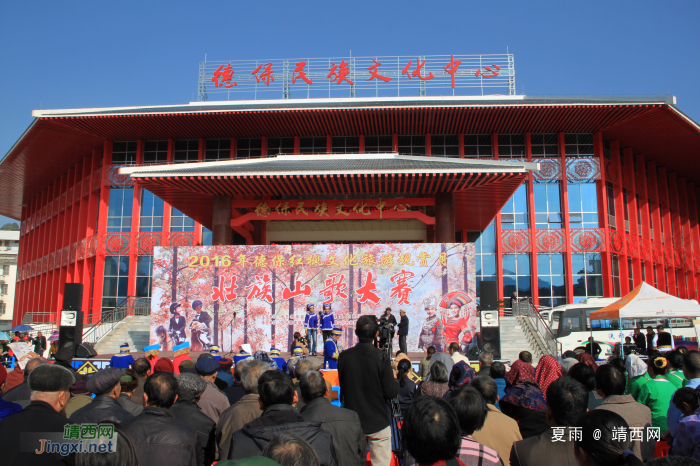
[0,231,19,330]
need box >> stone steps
[94,316,151,355]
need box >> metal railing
[513,297,561,357]
[80,297,151,345]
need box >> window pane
[538,276,552,296]
[547,184,561,212]
[503,255,516,275]
[587,276,603,296]
[571,254,585,274]
[552,276,566,296]
[516,254,530,276]
[482,255,496,276]
[573,275,587,296]
[581,184,598,212]
[104,256,118,276]
[534,185,547,212]
[537,255,551,275]
[518,276,532,296]
[103,277,117,297]
[568,184,581,212]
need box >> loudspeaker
[75,342,98,358]
[479,281,498,311]
[63,283,83,311]
[481,327,501,360]
[58,309,84,358]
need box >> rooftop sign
[198,54,515,101]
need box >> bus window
[551,312,561,332]
[559,309,583,337]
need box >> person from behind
[637,355,676,432]
[489,361,507,409]
[477,352,494,377]
[534,355,562,402]
[625,354,652,400]
[262,433,320,466]
[216,359,271,459]
[519,351,533,365]
[470,376,521,466]
[447,384,504,465]
[646,327,656,354]
[299,370,365,466]
[171,372,216,466]
[420,346,436,380]
[416,360,450,398]
[668,387,700,460]
[665,350,688,389]
[574,409,644,466]
[585,337,602,360]
[228,370,337,466]
[70,367,134,423]
[450,341,470,365]
[656,325,674,351]
[0,364,74,466]
[293,358,332,412]
[131,357,152,406]
[594,363,654,461]
[560,358,578,377]
[668,351,700,441]
[396,309,409,356]
[65,380,93,417]
[500,358,548,439]
[569,362,602,410]
[402,396,466,466]
[510,377,589,466]
[396,359,417,415]
[117,368,144,416]
[68,421,139,466]
[195,356,230,423]
[0,364,21,420]
[121,372,201,466]
[632,329,646,352]
[3,357,48,407]
[338,314,399,466]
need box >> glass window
[497,134,525,157]
[170,207,195,232]
[143,140,168,164]
[112,141,137,165]
[174,140,199,163]
[537,254,566,309]
[501,184,529,229]
[573,253,604,303]
[205,139,231,161]
[237,138,262,159]
[107,189,134,232]
[653,264,659,289]
[299,137,327,155]
[1,265,9,275]
[431,135,459,158]
[202,226,212,246]
[267,137,295,156]
[568,183,599,228]
[102,255,130,315]
[0,303,5,314]
[503,253,531,298]
[364,135,393,153]
[534,183,562,229]
[636,194,643,235]
[628,258,634,291]
[606,183,616,229]
[397,135,426,156]
[470,221,496,298]
[136,256,153,298]
[0,284,7,295]
[564,134,594,157]
[531,134,559,157]
[331,136,360,154]
[139,190,164,232]
[463,135,492,158]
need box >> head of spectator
[645,458,700,466]
[430,361,449,384]
[649,355,670,377]
[683,351,700,381]
[261,433,320,466]
[69,380,91,397]
[535,355,562,402]
[258,370,297,410]
[143,372,178,408]
[299,370,328,404]
[178,359,196,374]
[471,376,499,405]
[667,350,684,371]
[672,387,700,417]
[478,352,493,370]
[87,367,123,399]
[560,358,578,377]
[428,352,455,380]
[624,336,632,344]
[489,361,506,379]
[448,342,461,357]
[448,361,475,391]
[120,369,139,397]
[545,377,588,427]
[625,354,648,379]
[175,372,207,403]
[574,409,643,466]
[646,326,654,335]
[504,358,536,387]
[355,315,378,343]
[677,346,689,354]
[20,357,48,382]
[609,357,626,375]
[448,384,488,436]
[569,361,596,391]
[396,359,413,388]
[426,345,436,360]
[519,351,533,364]
[133,357,151,380]
[402,396,462,465]
[68,421,139,466]
[28,364,75,413]
[153,357,174,374]
[294,358,313,380]
[576,352,599,373]
[234,357,250,382]
[195,357,220,384]
[595,364,626,398]
[241,359,272,394]
[219,358,233,374]
[563,350,578,359]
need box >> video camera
[377,316,392,341]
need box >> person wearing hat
[419,296,444,352]
[118,368,144,417]
[65,380,94,417]
[216,358,235,389]
[234,346,252,365]
[3,357,47,407]
[196,356,230,424]
[209,345,222,361]
[324,328,343,370]
[168,302,187,346]
[190,299,212,351]
[154,357,176,374]
[111,342,136,369]
[321,303,335,342]
[305,304,319,356]
[0,364,22,420]
[171,372,217,466]
[54,345,86,381]
[70,367,134,424]
[286,346,305,377]
[269,348,287,373]
[0,364,75,466]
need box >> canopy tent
[589,282,700,321]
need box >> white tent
[589,282,700,320]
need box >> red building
[3,94,700,326]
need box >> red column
[636,154,654,285]
[230,137,236,159]
[559,133,574,303]
[359,135,365,154]
[525,133,539,306]
[669,173,685,297]
[611,141,629,296]
[435,193,455,243]
[162,140,174,236]
[659,167,676,295]
[624,148,642,287]
[594,133,613,297]
[493,138,504,306]
[127,141,143,298]
[294,136,300,155]
[212,195,233,245]
[82,150,101,320]
[679,177,695,299]
[91,142,112,317]
[647,161,666,290]
[688,182,700,299]
[325,135,331,154]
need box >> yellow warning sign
[77,361,98,375]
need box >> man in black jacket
[228,370,337,466]
[171,372,216,466]
[396,309,409,356]
[3,357,47,407]
[71,367,134,424]
[122,372,201,466]
[300,370,365,466]
[338,315,399,466]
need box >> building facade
[3,95,700,326]
[0,231,20,330]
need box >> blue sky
[0,0,698,225]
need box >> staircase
[497,317,540,363]
[94,315,151,355]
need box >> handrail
[82,296,151,345]
[513,297,562,357]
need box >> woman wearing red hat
[439,291,477,353]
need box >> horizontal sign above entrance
[199,54,515,101]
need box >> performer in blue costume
[234,347,251,365]
[305,304,319,356]
[110,343,135,369]
[287,346,304,376]
[269,348,287,373]
[321,303,334,341]
[209,345,222,361]
[323,328,342,370]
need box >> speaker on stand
[58,283,84,358]
[479,281,501,360]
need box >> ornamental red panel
[565,157,600,182]
[137,232,163,255]
[66,187,73,208]
[674,250,683,269]
[609,230,625,254]
[104,165,135,188]
[74,181,82,203]
[103,233,131,255]
[532,158,562,182]
[685,252,693,271]
[652,242,664,264]
[42,255,48,274]
[60,192,66,212]
[570,228,606,253]
[92,169,102,191]
[87,235,97,258]
[53,197,59,217]
[168,232,195,247]
[626,234,639,258]
[41,206,46,224]
[49,251,55,270]
[604,159,619,184]
[639,238,652,262]
[663,246,674,266]
[500,229,532,254]
[77,238,86,261]
[70,242,77,264]
[621,167,634,190]
[535,229,566,253]
[62,246,69,267]
[695,255,700,273]
[83,176,91,197]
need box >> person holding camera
[305,304,319,356]
[383,307,397,355]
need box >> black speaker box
[58,309,84,358]
[479,280,498,311]
[481,327,501,360]
[63,283,84,311]
[75,342,98,358]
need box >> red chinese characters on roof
[212,63,236,88]
[292,61,313,85]
[327,60,353,85]
[443,55,462,89]
[252,63,275,86]
[366,59,391,83]
[402,58,434,81]
[476,64,501,78]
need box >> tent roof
[589,282,700,320]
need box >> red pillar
[659,167,676,295]
[435,193,455,243]
[127,141,143,298]
[493,138,504,306]
[636,153,654,285]
[212,195,233,245]
[526,133,539,306]
[83,150,101,320]
[679,177,695,299]
[91,142,112,318]
[669,173,685,297]
[624,148,642,287]
[594,133,613,297]
[647,161,665,291]
[688,182,700,300]
[559,133,574,303]
[611,141,629,296]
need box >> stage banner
[150,243,475,353]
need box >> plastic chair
[331,386,341,407]
[654,440,671,458]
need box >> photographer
[289,332,308,354]
[375,316,392,355]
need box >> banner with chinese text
[150,243,475,354]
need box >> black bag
[389,397,403,455]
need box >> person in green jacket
[625,354,652,399]
[637,355,678,432]
[664,350,688,389]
